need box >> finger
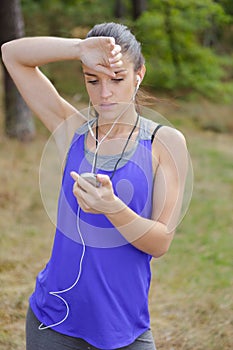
[78,175,97,193]
[75,194,91,212]
[110,44,121,56]
[110,60,123,69]
[70,171,79,181]
[100,37,116,55]
[104,37,118,54]
[109,51,122,63]
[106,36,115,47]
[96,65,116,78]
[96,174,112,187]
[73,183,88,206]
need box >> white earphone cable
[39,83,140,330]
[88,84,139,173]
[38,206,85,330]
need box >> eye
[112,78,124,83]
[87,80,99,85]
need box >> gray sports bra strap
[151,124,163,144]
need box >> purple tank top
[30,117,155,349]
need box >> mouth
[99,103,117,110]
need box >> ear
[136,64,146,86]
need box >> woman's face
[83,57,142,120]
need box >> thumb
[70,171,79,181]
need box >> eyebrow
[83,69,127,77]
[83,72,97,77]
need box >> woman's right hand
[70,171,122,215]
[79,37,122,76]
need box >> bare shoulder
[151,125,188,167]
[153,124,187,149]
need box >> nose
[100,81,112,99]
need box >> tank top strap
[151,124,163,144]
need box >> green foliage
[21,0,114,36]
[219,0,233,17]
[21,0,233,101]
[134,0,233,100]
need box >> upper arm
[1,57,79,133]
[151,126,189,233]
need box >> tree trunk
[0,0,35,141]
[115,0,125,18]
[131,0,147,20]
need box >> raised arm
[1,36,122,133]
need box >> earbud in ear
[132,75,141,100]
[135,75,141,92]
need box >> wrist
[104,195,127,217]
[71,38,83,60]
[77,38,92,63]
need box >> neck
[91,112,140,176]
[96,108,139,139]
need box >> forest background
[0,0,232,349]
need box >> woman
[1,22,189,350]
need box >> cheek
[119,85,135,100]
[85,83,93,94]
[86,86,99,102]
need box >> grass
[0,79,232,349]
[148,119,233,349]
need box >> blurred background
[0,1,232,349]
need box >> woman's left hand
[70,171,119,214]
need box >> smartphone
[80,172,101,187]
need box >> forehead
[82,58,135,77]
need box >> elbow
[1,42,11,65]
[131,222,174,258]
[1,43,7,63]
[150,229,174,258]
[133,238,170,258]
[1,41,16,66]
[140,236,171,258]
[151,243,170,258]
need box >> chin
[95,102,134,121]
